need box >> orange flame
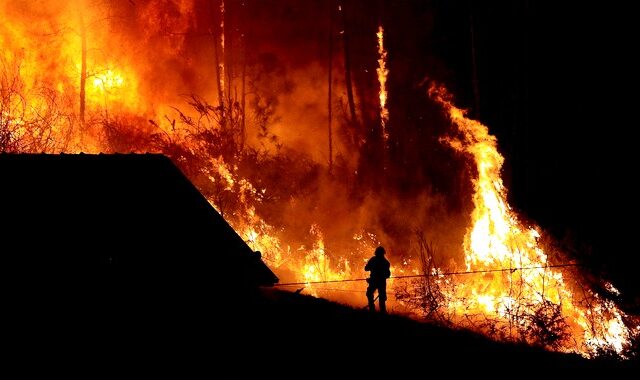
[376,25,389,143]
[2,0,637,359]
[429,83,633,356]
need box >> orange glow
[92,70,124,90]
[219,0,225,102]
[430,83,633,356]
[1,0,637,359]
[88,68,140,110]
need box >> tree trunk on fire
[237,0,246,150]
[225,0,233,111]
[213,1,225,125]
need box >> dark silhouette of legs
[367,280,389,313]
[366,283,376,312]
[379,281,387,314]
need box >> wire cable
[272,263,580,287]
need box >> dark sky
[432,1,639,296]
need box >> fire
[430,83,633,356]
[376,25,389,143]
[2,0,637,360]
[87,68,140,110]
[92,70,124,91]
[200,154,367,298]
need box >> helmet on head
[375,246,386,256]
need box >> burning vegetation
[1,0,638,358]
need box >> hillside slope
[227,288,637,376]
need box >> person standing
[365,246,391,314]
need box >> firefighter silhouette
[365,246,391,313]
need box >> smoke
[4,0,639,357]
[0,0,472,261]
[0,0,478,285]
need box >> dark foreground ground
[235,288,639,375]
[7,284,636,377]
